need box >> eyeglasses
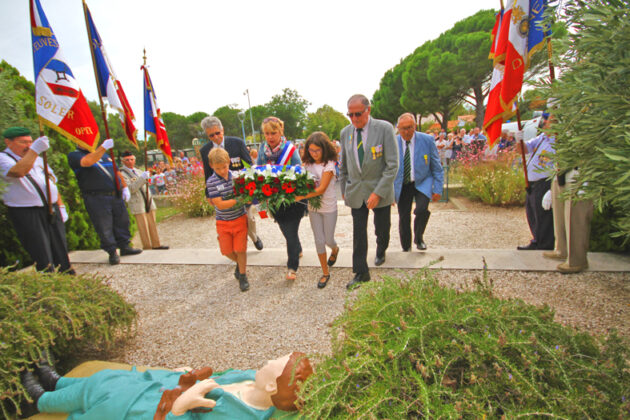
[347,109,367,118]
[308,148,322,154]
[208,131,222,138]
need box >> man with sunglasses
[199,116,263,250]
[340,94,399,290]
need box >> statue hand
[171,379,218,415]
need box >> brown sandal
[317,274,330,289]
[327,248,339,267]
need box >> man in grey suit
[339,94,399,289]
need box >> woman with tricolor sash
[256,117,305,281]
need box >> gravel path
[73,197,630,371]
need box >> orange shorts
[216,214,248,255]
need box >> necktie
[404,140,411,184]
[357,128,364,166]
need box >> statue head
[270,352,313,411]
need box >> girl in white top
[295,132,339,289]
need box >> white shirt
[304,161,337,213]
[401,136,415,183]
[0,148,59,207]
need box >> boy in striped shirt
[206,148,250,291]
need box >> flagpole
[142,49,151,213]
[38,119,54,218]
[82,0,121,196]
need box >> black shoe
[253,237,263,251]
[238,274,250,292]
[120,246,142,256]
[517,242,537,250]
[35,360,60,392]
[402,247,411,252]
[20,370,44,416]
[346,272,370,290]
[374,254,386,266]
[108,251,120,265]
[234,265,240,281]
[152,245,169,250]
[317,274,330,289]
[416,241,427,251]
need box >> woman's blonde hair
[261,116,284,135]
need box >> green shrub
[299,270,630,419]
[456,151,526,206]
[168,174,215,218]
[0,267,137,418]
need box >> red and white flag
[483,10,506,147]
[30,0,99,150]
[85,2,138,148]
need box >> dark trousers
[276,215,303,271]
[351,203,390,274]
[525,179,554,250]
[8,204,71,272]
[83,194,131,253]
[398,183,431,249]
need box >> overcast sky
[1,0,498,132]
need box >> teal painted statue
[20,352,313,419]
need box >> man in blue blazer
[393,113,443,251]
[340,94,399,289]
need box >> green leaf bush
[0,267,137,418]
[168,174,215,218]
[299,270,630,419]
[454,151,526,206]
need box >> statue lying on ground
[20,352,313,419]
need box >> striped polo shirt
[206,172,245,221]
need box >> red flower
[238,178,246,185]
[273,178,280,184]
[246,181,256,190]
[258,176,265,182]
[249,190,255,196]
[272,187,279,193]
[233,186,237,194]
[239,187,245,194]
[262,184,273,196]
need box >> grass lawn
[155,207,180,223]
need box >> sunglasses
[347,109,367,118]
[263,117,280,123]
[208,131,222,138]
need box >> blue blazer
[394,131,444,202]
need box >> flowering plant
[232,165,321,213]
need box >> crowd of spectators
[146,152,203,195]
[424,126,517,166]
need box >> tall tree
[264,88,310,139]
[304,105,348,141]
[550,0,630,242]
[371,57,410,125]
[161,111,193,152]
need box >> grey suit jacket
[120,166,156,214]
[339,117,399,208]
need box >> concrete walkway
[69,247,630,272]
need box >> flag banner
[483,9,508,147]
[142,66,172,165]
[84,1,138,149]
[499,0,550,114]
[30,0,99,151]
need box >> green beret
[2,127,31,139]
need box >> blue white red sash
[275,141,296,166]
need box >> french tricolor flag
[30,0,99,150]
[84,2,138,149]
[142,65,172,165]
